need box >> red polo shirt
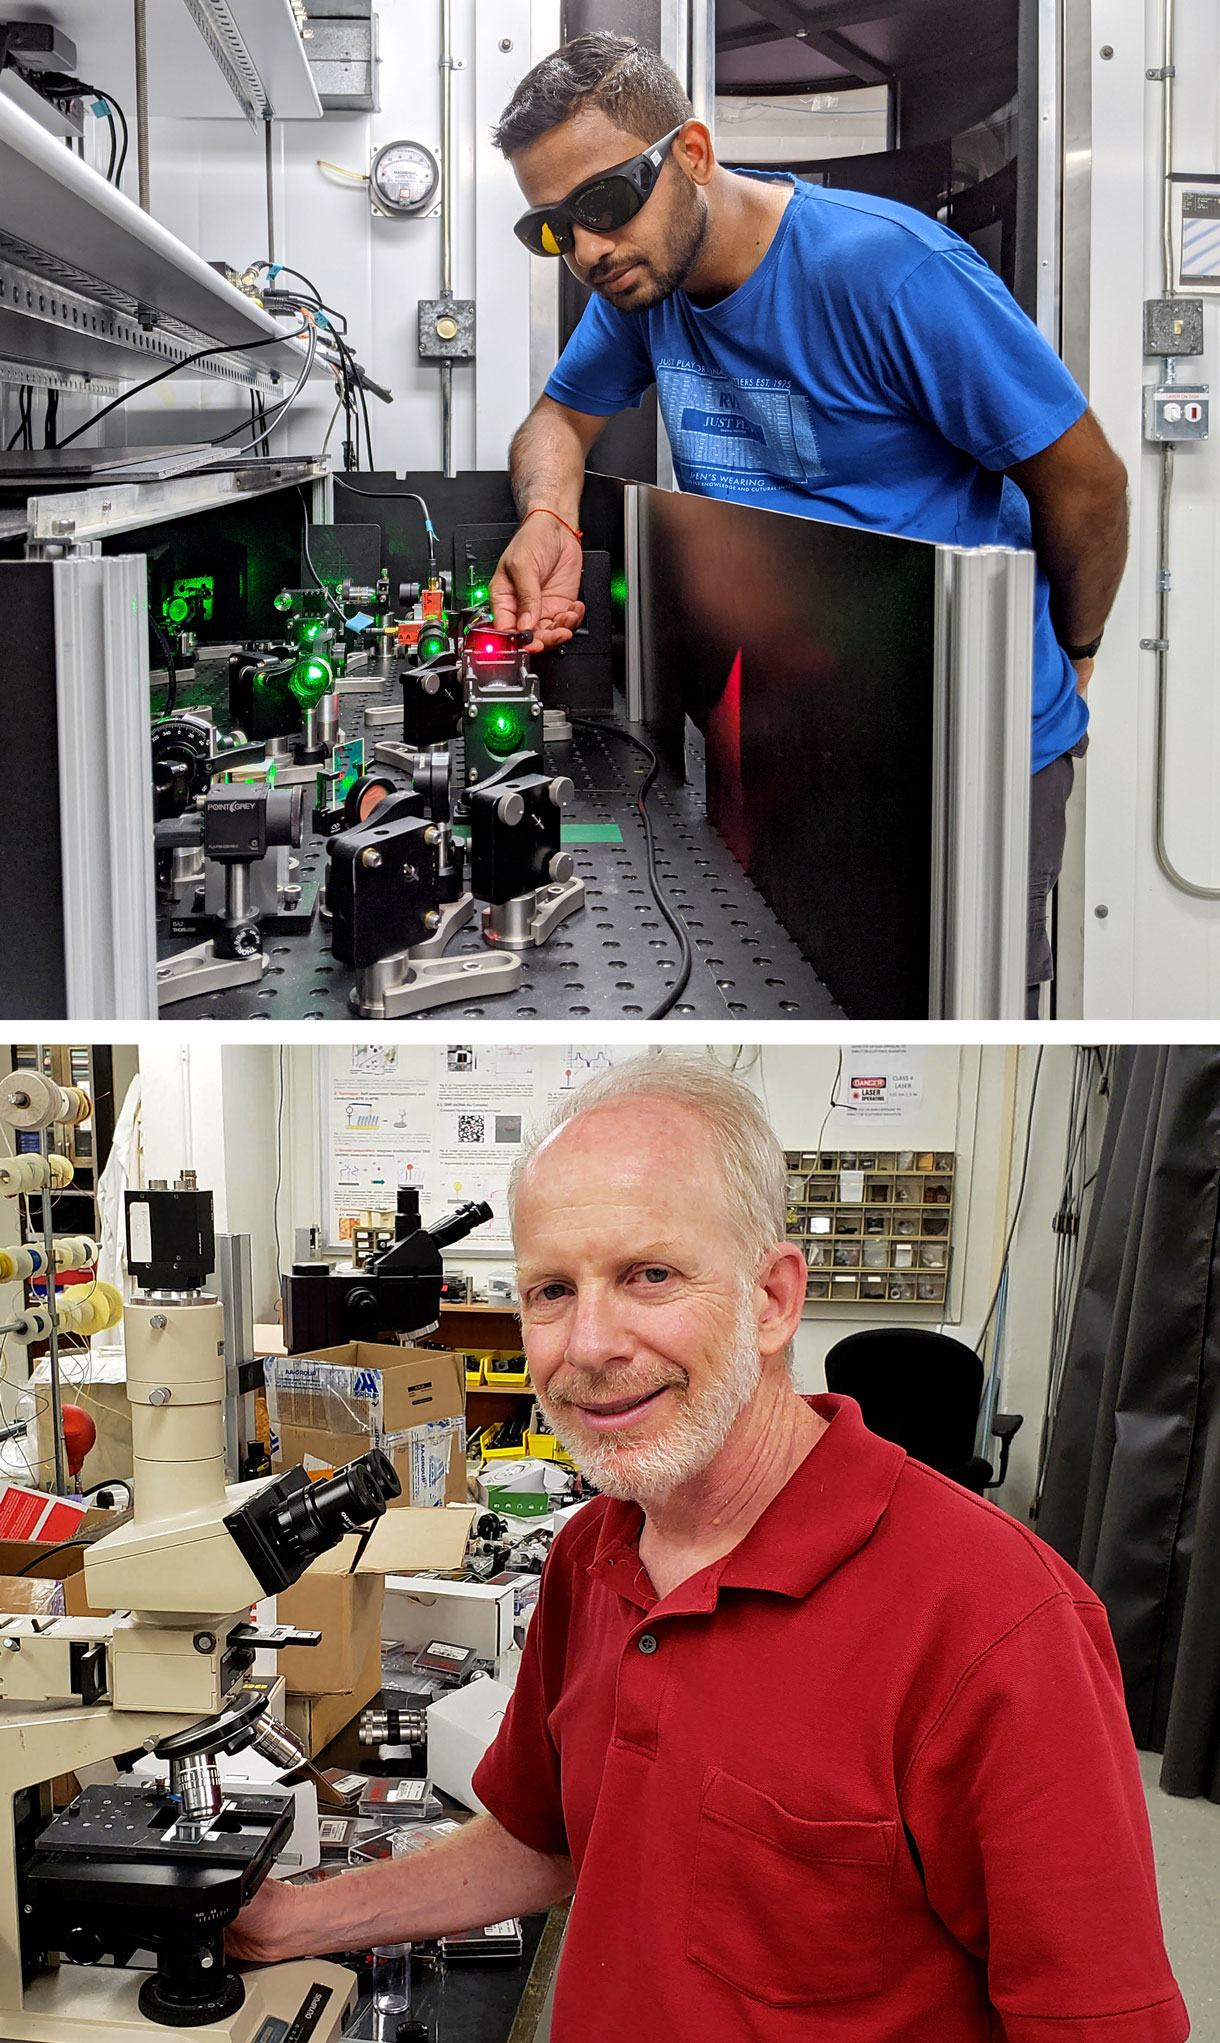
[472,1394,1188,2043]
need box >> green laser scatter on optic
[160,576,214,628]
[483,707,524,756]
[289,654,333,706]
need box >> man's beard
[590,181,708,315]
[536,1283,762,1504]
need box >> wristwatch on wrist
[1063,632,1103,662]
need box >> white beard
[538,1286,763,1504]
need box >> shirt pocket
[685,1767,897,2007]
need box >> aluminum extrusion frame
[930,545,1034,1020]
[51,555,159,1018]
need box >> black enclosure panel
[98,485,317,643]
[0,562,66,1014]
[331,469,629,697]
[639,490,938,1017]
[332,470,517,593]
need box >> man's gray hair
[507,1053,789,1272]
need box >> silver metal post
[264,118,276,263]
[441,362,455,479]
[439,0,456,477]
[36,1065,67,1495]
[133,0,150,212]
[226,861,251,926]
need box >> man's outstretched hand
[227,1873,313,1965]
[490,512,585,653]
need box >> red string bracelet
[520,506,584,541]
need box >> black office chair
[824,1328,1023,1493]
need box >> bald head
[508,1055,789,1279]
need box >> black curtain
[1037,1045,1220,1798]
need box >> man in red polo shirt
[231,1061,1188,2043]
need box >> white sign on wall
[842,1046,925,1119]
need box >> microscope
[282,1184,493,1353]
[0,1182,400,2040]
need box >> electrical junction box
[1144,296,1204,356]
[1144,386,1210,441]
[419,296,475,361]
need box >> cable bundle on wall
[1031,1047,1112,1520]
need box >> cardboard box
[0,1522,113,1618]
[267,1343,467,1506]
[274,1507,475,1698]
[383,1573,516,1661]
[0,1575,65,1619]
[285,1628,383,1759]
[276,1572,385,1698]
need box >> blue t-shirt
[545,176,1090,775]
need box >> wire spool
[0,1153,74,1196]
[6,1281,120,1343]
[60,1292,107,1338]
[59,1087,92,1126]
[94,1281,124,1329]
[52,1237,98,1273]
[7,1303,54,1345]
[0,1245,49,1284]
[0,1073,70,1130]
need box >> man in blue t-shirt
[488,35,1129,1017]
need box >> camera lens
[270,1449,400,1566]
[266,785,304,849]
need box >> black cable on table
[573,716,693,1021]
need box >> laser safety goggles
[513,126,683,256]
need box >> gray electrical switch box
[1144,297,1205,355]
[1144,385,1210,441]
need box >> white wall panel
[1083,0,1220,1014]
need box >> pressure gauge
[370,139,440,217]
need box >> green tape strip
[453,823,623,846]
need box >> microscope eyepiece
[268,1450,401,1570]
[225,1449,401,1595]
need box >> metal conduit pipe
[133,0,150,212]
[440,0,455,478]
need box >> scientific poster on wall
[322,1043,632,1252]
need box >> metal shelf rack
[784,1150,955,1306]
[0,91,316,394]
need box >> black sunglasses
[514,126,684,257]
